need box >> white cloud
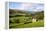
[21,3,32,10]
[12,3,32,11]
[10,3,43,11]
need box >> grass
[32,21,44,27]
[9,20,44,29]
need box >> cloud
[21,3,32,10]
[9,3,44,11]
[10,3,32,11]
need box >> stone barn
[32,15,38,23]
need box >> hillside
[9,9,44,28]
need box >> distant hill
[9,9,27,14]
[9,9,44,14]
[9,9,44,19]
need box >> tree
[13,18,20,23]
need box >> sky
[9,2,44,12]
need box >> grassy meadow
[9,9,44,29]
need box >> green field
[9,19,44,29]
[9,9,44,29]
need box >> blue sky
[9,2,22,9]
[9,2,44,11]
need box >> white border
[8,1,44,31]
[0,0,46,31]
